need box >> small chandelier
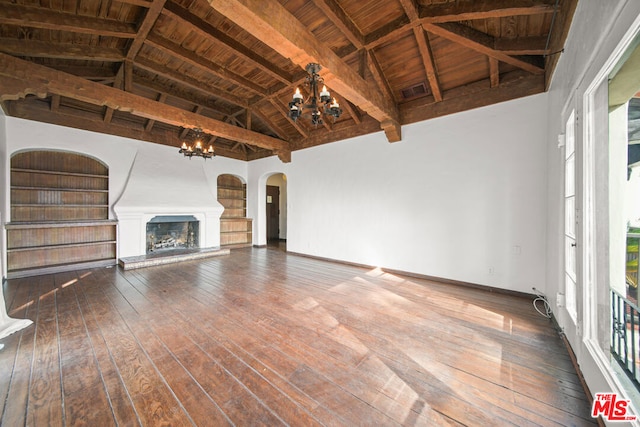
[179,128,214,159]
[289,63,342,125]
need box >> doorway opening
[266,173,287,250]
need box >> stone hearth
[118,247,229,270]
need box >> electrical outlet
[557,292,565,307]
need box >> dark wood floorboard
[1,247,597,426]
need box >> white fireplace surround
[115,207,223,258]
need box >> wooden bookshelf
[217,174,252,247]
[7,151,116,277]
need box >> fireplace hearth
[146,215,199,254]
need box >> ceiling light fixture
[289,63,342,125]
[179,128,215,160]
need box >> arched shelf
[217,174,252,247]
[6,150,117,277]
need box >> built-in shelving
[217,175,252,247]
[7,151,116,278]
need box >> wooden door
[266,185,280,241]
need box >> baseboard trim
[285,250,535,299]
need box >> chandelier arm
[288,63,342,125]
[178,128,215,159]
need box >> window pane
[565,196,575,237]
[565,154,575,196]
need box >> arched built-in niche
[217,174,252,247]
[6,150,117,277]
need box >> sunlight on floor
[61,278,78,288]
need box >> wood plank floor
[0,246,597,426]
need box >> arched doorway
[265,173,287,248]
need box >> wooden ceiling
[0,0,578,162]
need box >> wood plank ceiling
[0,0,578,162]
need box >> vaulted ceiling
[0,0,578,162]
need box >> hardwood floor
[1,247,597,426]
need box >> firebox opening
[146,215,199,254]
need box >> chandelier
[288,63,342,125]
[178,128,215,159]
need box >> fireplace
[146,215,199,254]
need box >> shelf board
[12,204,109,208]
[6,220,118,229]
[7,240,117,252]
[11,168,108,179]
[217,185,246,190]
[11,186,109,193]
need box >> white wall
[247,94,549,294]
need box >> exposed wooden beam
[112,0,166,99]
[162,2,293,86]
[398,0,419,22]
[115,0,154,7]
[494,36,548,55]
[6,100,252,161]
[0,3,137,38]
[145,34,268,96]
[208,0,401,142]
[268,98,309,139]
[292,115,382,151]
[365,0,554,50]
[0,38,125,62]
[0,53,290,158]
[364,16,411,48]
[132,73,238,117]
[181,106,204,138]
[124,60,134,92]
[341,99,362,125]
[134,57,249,108]
[51,66,117,81]
[400,70,545,124]
[413,27,442,102]
[366,50,396,106]
[419,0,556,23]
[489,57,500,88]
[126,0,167,61]
[113,65,125,90]
[312,0,364,48]
[145,93,167,131]
[103,107,114,123]
[50,94,60,112]
[246,109,252,130]
[251,106,290,141]
[424,22,545,75]
[398,0,442,102]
